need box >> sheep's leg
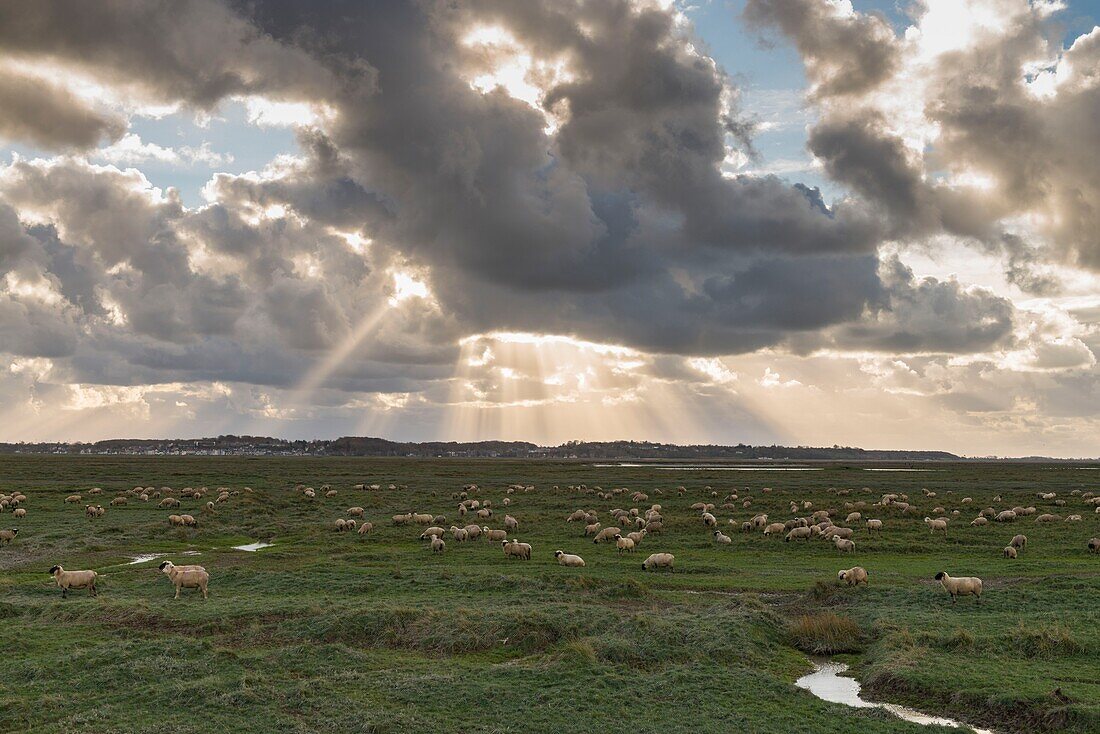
[174,585,181,599]
[90,584,97,597]
[62,587,67,599]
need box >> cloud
[0,68,126,150]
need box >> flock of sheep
[2,479,1099,603]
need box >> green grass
[0,456,1097,733]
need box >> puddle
[127,553,166,565]
[233,541,274,552]
[796,659,995,733]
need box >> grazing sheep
[566,510,587,522]
[1003,546,1017,559]
[865,519,883,532]
[463,524,483,540]
[12,508,26,519]
[429,535,445,553]
[160,561,209,600]
[504,514,519,531]
[785,526,812,542]
[483,527,508,542]
[615,534,636,554]
[347,507,365,517]
[502,539,532,560]
[846,512,861,524]
[412,513,434,525]
[644,520,663,534]
[475,508,493,520]
[626,529,647,546]
[334,518,349,531]
[1065,515,1082,522]
[592,527,619,544]
[763,522,786,536]
[995,510,1017,523]
[834,538,855,553]
[1035,513,1060,523]
[65,495,82,504]
[48,566,97,598]
[202,501,216,515]
[701,512,717,527]
[180,514,197,527]
[449,525,468,541]
[392,513,413,526]
[325,490,338,498]
[837,567,868,586]
[554,550,585,567]
[823,526,854,541]
[934,571,982,603]
[0,528,17,544]
[924,517,948,535]
[641,553,675,572]
[584,522,602,537]
[713,530,733,545]
[970,517,989,527]
[1010,534,1027,550]
[1087,538,1099,553]
[357,522,374,535]
[159,498,180,508]
[168,514,185,527]
[419,526,446,540]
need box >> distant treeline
[0,435,967,460]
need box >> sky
[0,0,1098,457]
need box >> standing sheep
[1003,546,1017,559]
[837,567,868,586]
[924,517,948,535]
[641,553,675,572]
[1087,538,1099,553]
[934,571,982,604]
[615,534,636,554]
[160,561,209,600]
[48,566,98,598]
[834,538,855,553]
[429,535,446,553]
[1010,534,1027,550]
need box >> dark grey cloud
[743,0,900,98]
[0,69,125,151]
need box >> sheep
[644,520,663,534]
[566,510,587,522]
[1010,534,1027,550]
[785,526,812,542]
[995,510,1017,522]
[12,508,26,519]
[504,514,519,531]
[419,526,446,540]
[701,512,717,527]
[85,505,105,518]
[334,518,349,532]
[924,517,948,535]
[202,501,216,515]
[159,497,180,508]
[626,529,647,546]
[837,567,868,586]
[846,512,862,524]
[357,522,374,535]
[823,526,854,541]
[347,507,365,517]
[0,528,17,544]
[1065,514,1082,522]
[412,513,434,525]
[475,508,493,520]
[713,530,732,545]
[429,535,446,553]
[1003,546,1017,559]
[1088,538,1099,553]
[483,527,508,542]
[834,538,856,553]
[865,519,883,532]
[554,550,585,567]
[584,522,602,537]
[593,526,620,544]
[392,513,413,525]
[180,514,197,527]
[325,490,338,498]
[64,495,82,504]
[1035,513,1060,523]
[615,534,636,554]
[934,571,982,603]
[970,517,988,527]
[449,525,468,541]
[463,524,483,540]
[750,513,769,528]
[160,561,209,600]
[502,539,531,560]
[168,514,185,527]
[641,552,675,572]
[48,566,98,598]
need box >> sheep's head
[934,571,946,581]
[554,550,563,558]
[48,565,60,575]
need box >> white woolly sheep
[846,512,861,524]
[160,561,209,600]
[420,526,446,540]
[483,527,508,542]
[970,517,988,527]
[12,508,26,518]
[924,517,948,535]
[1010,534,1027,549]
[837,567,868,586]
[463,524,482,540]
[865,519,883,531]
[701,512,717,527]
[995,510,1017,522]
[358,522,374,535]
[347,507,365,517]
[504,514,519,531]
[584,522,602,537]
[593,526,620,544]
[834,538,855,553]
[1003,546,1017,559]
[554,550,585,567]
[713,530,732,545]
[430,535,445,553]
[934,571,982,603]
[48,566,97,598]
[0,528,17,544]
[785,526,812,542]
[626,529,647,546]
[641,552,675,571]
[615,534,636,553]
[763,522,786,536]
[1088,538,1099,553]
[502,539,531,560]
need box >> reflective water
[233,541,274,551]
[795,660,995,733]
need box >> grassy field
[1,456,1097,734]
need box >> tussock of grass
[787,613,864,654]
[1010,622,1083,658]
